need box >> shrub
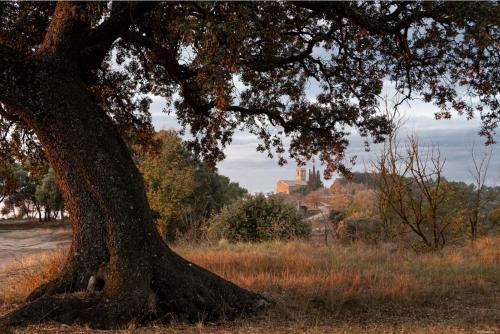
[136,130,247,241]
[335,217,382,243]
[487,207,500,226]
[206,193,310,242]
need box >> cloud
[149,95,500,193]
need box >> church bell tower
[295,166,306,182]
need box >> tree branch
[122,30,212,116]
[82,2,157,70]
[0,43,27,104]
[295,2,392,35]
[228,105,291,131]
[245,36,319,73]
[37,2,90,58]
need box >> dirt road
[0,219,71,269]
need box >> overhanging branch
[0,44,26,103]
[228,105,291,131]
[82,2,157,71]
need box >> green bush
[136,130,247,241]
[206,193,310,242]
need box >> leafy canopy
[1,2,498,176]
[136,130,247,240]
[35,168,64,216]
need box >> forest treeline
[2,130,499,250]
[0,164,63,221]
[1,130,307,242]
[312,171,500,249]
[134,130,249,240]
[0,130,248,238]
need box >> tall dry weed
[0,236,498,328]
[0,248,67,302]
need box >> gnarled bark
[0,2,267,328]
[26,190,108,301]
[0,58,266,329]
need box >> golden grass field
[0,237,498,333]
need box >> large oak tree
[0,1,498,329]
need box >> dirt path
[0,219,71,270]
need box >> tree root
[152,252,269,322]
[26,260,99,302]
[1,246,269,329]
[0,295,99,328]
[26,276,74,302]
[2,286,267,329]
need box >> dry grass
[0,249,66,303]
[0,237,498,333]
[177,238,499,325]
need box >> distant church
[276,166,322,194]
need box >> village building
[276,167,308,194]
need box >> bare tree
[468,144,493,243]
[375,131,453,250]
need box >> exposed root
[151,250,269,323]
[1,293,151,329]
[26,262,96,302]
[2,243,269,329]
[0,295,99,328]
[26,276,73,302]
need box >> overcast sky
[150,93,500,193]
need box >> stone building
[276,167,307,194]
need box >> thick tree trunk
[0,63,266,329]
